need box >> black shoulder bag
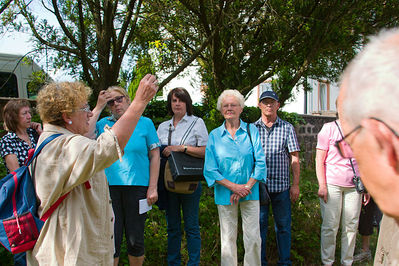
[164,118,204,194]
[334,121,366,193]
[247,123,270,205]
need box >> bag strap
[40,193,70,221]
[26,134,62,166]
[334,121,357,176]
[180,117,199,145]
[246,123,255,162]
[27,134,68,221]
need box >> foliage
[278,110,306,127]
[145,0,399,106]
[0,0,17,33]
[5,0,161,100]
[142,100,170,128]
[26,70,51,98]
[127,55,156,100]
[142,99,305,133]
[3,1,212,103]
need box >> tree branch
[118,0,143,60]
[51,0,81,49]
[158,25,219,89]
[77,0,94,84]
[17,2,78,54]
[0,0,13,15]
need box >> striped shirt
[254,117,300,193]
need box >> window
[318,81,329,111]
[259,82,272,95]
[0,72,18,98]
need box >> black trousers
[358,197,383,236]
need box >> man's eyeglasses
[107,95,125,107]
[335,117,399,158]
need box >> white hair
[216,89,245,111]
[342,28,399,126]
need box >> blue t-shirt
[96,116,160,186]
[204,120,267,205]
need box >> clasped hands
[230,184,252,205]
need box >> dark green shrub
[142,100,305,133]
[143,100,170,128]
[278,110,306,127]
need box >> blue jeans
[14,252,26,266]
[166,182,201,266]
[260,189,292,266]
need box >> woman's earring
[68,121,72,125]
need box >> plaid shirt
[254,117,300,193]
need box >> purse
[164,160,199,194]
[167,151,204,181]
[163,118,202,194]
[335,121,367,194]
[247,123,270,205]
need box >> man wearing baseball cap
[254,90,301,266]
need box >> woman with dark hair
[0,99,42,265]
[0,99,42,173]
[157,87,208,266]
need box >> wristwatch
[184,145,187,153]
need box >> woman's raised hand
[134,74,158,105]
[96,90,112,110]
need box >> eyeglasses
[335,117,399,158]
[77,104,91,113]
[107,95,125,107]
[222,103,240,109]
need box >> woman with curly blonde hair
[26,75,158,266]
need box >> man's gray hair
[342,28,399,127]
[216,89,245,111]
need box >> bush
[142,99,305,132]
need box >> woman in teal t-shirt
[90,86,160,266]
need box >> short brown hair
[37,82,92,126]
[167,87,193,116]
[2,99,31,132]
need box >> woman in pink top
[316,119,362,266]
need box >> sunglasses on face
[107,95,125,107]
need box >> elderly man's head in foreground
[338,28,399,223]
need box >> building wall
[295,114,336,168]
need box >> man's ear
[362,118,399,173]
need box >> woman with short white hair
[204,89,267,266]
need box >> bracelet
[244,185,251,189]
[184,145,187,153]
